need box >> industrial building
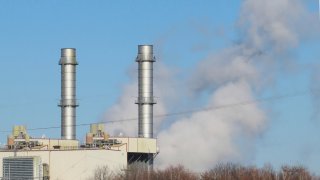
[0,45,158,180]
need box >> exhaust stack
[135,45,156,138]
[59,48,78,140]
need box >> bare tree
[87,165,115,180]
[278,165,312,180]
[153,165,198,180]
[89,163,319,180]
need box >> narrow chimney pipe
[59,48,78,140]
[135,45,156,138]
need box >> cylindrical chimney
[135,45,156,138]
[59,48,78,140]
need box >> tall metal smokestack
[135,45,156,138]
[59,48,78,140]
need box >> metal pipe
[59,48,78,140]
[135,45,156,138]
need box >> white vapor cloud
[157,80,266,171]
[239,0,315,51]
[103,0,317,171]
[156,0,316,170]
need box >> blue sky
[0,0,320,173]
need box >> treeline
[89,163,320,180]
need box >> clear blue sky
[0,0,319,173]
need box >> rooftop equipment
[7,125,32,149]
[85,123,111,148]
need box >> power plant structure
[0,46,158,180]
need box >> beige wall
[0,149,127,180]
[0,137,157,179]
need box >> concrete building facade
[0,137,157,180]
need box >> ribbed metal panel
[135,45,156,138]
[59,48,78,140]
[2,157,41,180]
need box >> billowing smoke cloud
[156,0,318,170]
[156,46,264,170]
[157,80,266,171]
[103,0,317,171]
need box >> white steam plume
[156,45,266,170]
[157,80,266,171]
[103,0,317,171]
[157,0,317,170]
